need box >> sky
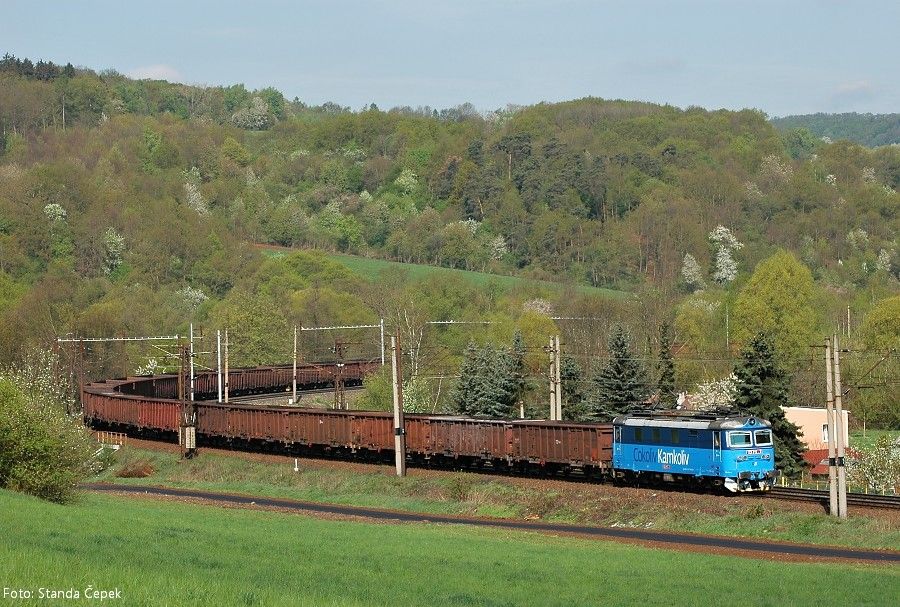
[2,0,898,117]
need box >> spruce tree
[732,333,808,478]
[452,340,518,419]
[560,355,588,421]
[587,325,649,421]
[656,322,677,406]
[451,342,481,416]
[487,342,520,418]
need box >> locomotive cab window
[754,430,773,446]
[727,431,752,448]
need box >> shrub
[847,436,900,494]
[0,352,98,502]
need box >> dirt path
[83,482,900,565]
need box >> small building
[782,406,849,451]
[802,448,830,476]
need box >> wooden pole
[391,334,407,477]
[832,334,848,518]
[824,338,837,517]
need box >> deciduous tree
[733,250,818,359]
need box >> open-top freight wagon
[82,363,613,477]
[83,364,774,491]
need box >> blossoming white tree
[182,167,208,216]
[681,253,705,291]
[709,225,743,284]
[102,227,125,275]
[394,168,419,195]
[489,235,508,260]
[231,96,272,130]
[691,374,738,411]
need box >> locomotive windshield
[754,430,773,446]
[727,431,752,447]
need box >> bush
[847,436,900,494]
[356,366,393,411]
[0,352,98,503]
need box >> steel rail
[768,486,900,510]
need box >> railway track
[768,486,900,510]
[221,386,363,405]
[107,431,900,512]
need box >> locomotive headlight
[737,455,747,462]
[764,454,770,460]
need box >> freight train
[82,364,775,493]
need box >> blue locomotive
[611,412,776,492]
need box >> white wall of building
[783,407,850,450]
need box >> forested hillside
[772,113,900,147]
[1,53,897,426]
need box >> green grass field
[1,489,896,607]
[850,430,900,451]
[260,245,627,299]
[93,447,900,550]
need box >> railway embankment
[91,441,900,552]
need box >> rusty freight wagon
[82,362,616,478]
[510,420,612,477]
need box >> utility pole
[333,339,346,410]
[178,344,196,459]
[224,329,230,404]
[833,334,848,519]
[546,336,563,421]
[216,330,222,403]
[292,325,298,405]
[391,334,407,477]
[547,336,562,421]
[68,337,77,413]
[824,338,838,517]
[548,336,557,421]
[380,318,385,366]
[189,323,195,402]
[77,338,85,413]
[554,335,562,421]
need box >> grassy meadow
[92,446,900,550]
[259,245,627,299]
[1,488,897,607]
[850,429,900,451]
